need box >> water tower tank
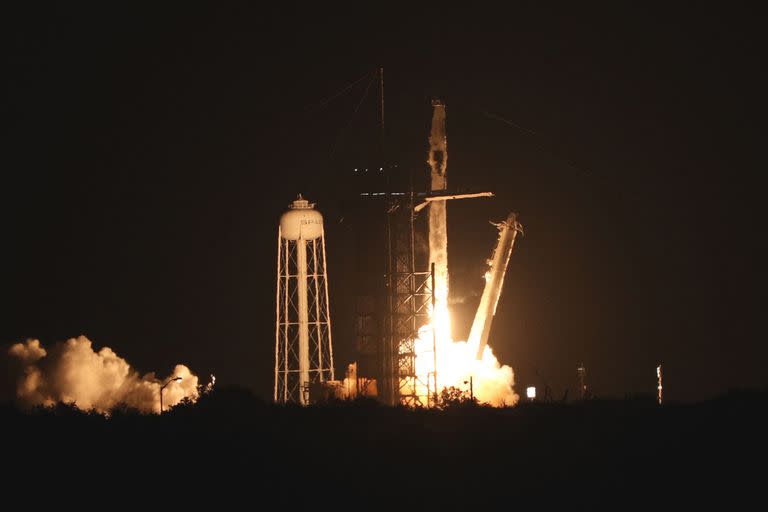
[280,195,323,240]
[275,194,335,405]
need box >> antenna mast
[379,66,385,157]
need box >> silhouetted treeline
[4,388,766,507]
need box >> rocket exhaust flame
[427,98,451,348]
[429,201,451,345]
[413,323,519,406]
[415,215,520,406]
[417,98,519,407]
[8,336,210,414]
[417,208,520,406]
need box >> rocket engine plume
[416,98,519,407]
[413,324,519,406]
[427,98,450,345]
[8,336,209,414]
[429,201,451,344]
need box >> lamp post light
[463,376,474,402]
[160,376,182,413]
[656,364,663,405]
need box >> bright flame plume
[414,202,518,407]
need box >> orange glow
[8,336,214,414]
[406,295,519,407]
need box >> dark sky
[4,4,764,402]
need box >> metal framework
[351,96,499,407]
[274,227,335,404]
[384,192,434,406]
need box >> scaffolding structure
[383,191,434,406]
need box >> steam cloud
[8,336,205,414]
[414,325,519,407]
[424,190,519,406]
[422,101,519,406]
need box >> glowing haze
[8,336,206,414]
[415,323,518,406]
[413,228,520,408]
[423,99,518,407]
[429,200,451,345]
[420,220,519,406]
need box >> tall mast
[379,66,385,161]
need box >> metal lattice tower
[354,97,490,406]
[275,195,335,404]
[385,191,433,406]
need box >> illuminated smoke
[420,206,519,406]
[427,98,450,346]
[423,131,518,405]
[8,336,206,414]
[415,326,518,406]
[427,99,448,189]
[429,200,451,344]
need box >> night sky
[4,4,764,402]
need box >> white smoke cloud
[9,338,47,364]
[8,336,203,414]
[413,325,519,407]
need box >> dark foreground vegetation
[5,388,766,507]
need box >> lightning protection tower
[275,194,335,404]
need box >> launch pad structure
[353,188,435,406]
[275,69,523,406]
[354,94,502,406]
[384,190,435,406]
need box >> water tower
[275,194,335,404]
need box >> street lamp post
[160,376,182,413]
[463,376,474,402]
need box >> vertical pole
[379,66,384,152]
[355,364,358,398]
[297,237,310,405]
[408,189,417,401]
[385,205,395,405]
[431,262,438,405]
[275,227,282,402]
[312,238,323,381]
[409,190,416,279]
[283,238,290,402]
[321,231,335,380]
[470,376,474,402]
[657,364,663,405]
